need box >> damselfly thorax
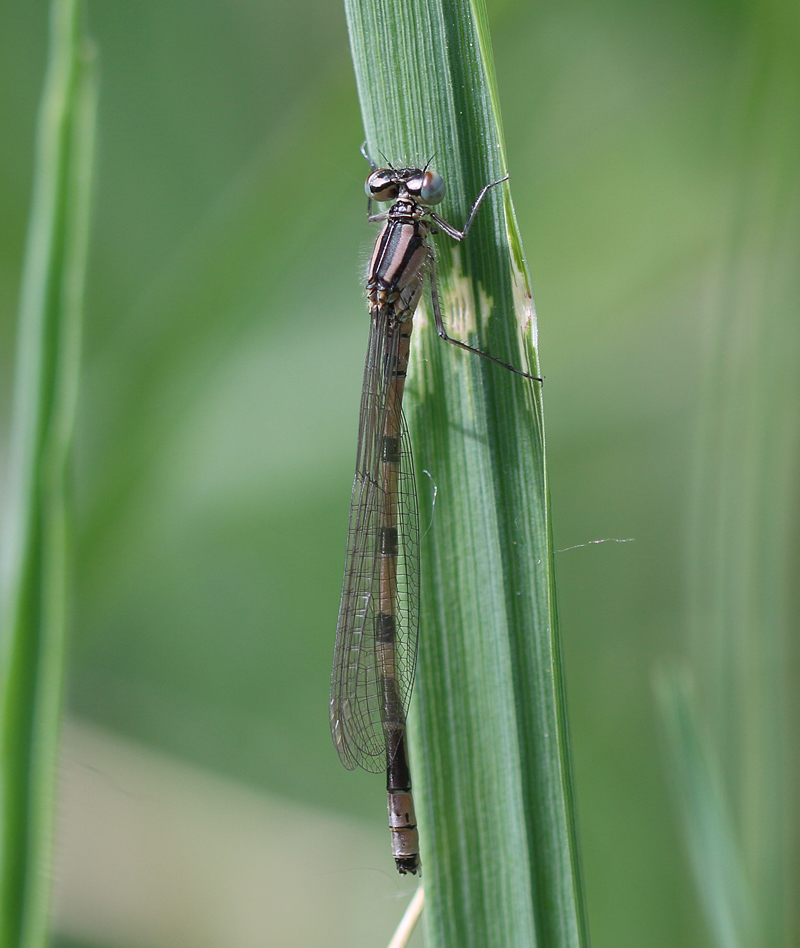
[367,201,430,321]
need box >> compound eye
[404,174,425,196]
[420,170,446,205]
[366,170,399,202]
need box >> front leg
[429,174,509,241]
[360,141,378,170]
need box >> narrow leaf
[0,1,96,944]
[343,1,588,945]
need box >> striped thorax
[367,203,430,322]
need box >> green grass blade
[656,673,755,948]
[659,5,800,946]
[344,2,587,945]
[0,1,96,944]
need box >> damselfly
[330,145,540,875]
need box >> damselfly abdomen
[330,146,539,876]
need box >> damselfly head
[365,167,447,206]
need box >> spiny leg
[426,248,542,381]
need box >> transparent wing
[330,311,420,773]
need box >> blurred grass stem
[660,2,800,945]
[386,886,425,948]
[0,1,96,945]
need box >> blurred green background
[1,0,795,946]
